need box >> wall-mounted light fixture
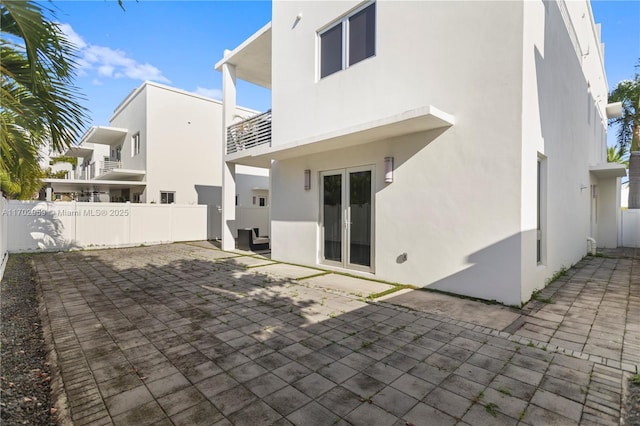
[384,157,394,183]
[304,169,311,190]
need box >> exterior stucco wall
[144,85,223,205]
[271,1,524,148]
[272,127,524,306]
[110,85,148,172]
[520,0,609,301]
[269,1,526,305]
[108,82,268,206]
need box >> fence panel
[5,201,215,252]
[622,209,640,248]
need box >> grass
[497,386,512,396]
[531,289,554,304]
[485,402,499,417]
[630,374,640,385]
[367,284,416,300]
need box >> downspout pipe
[587,237,597,256]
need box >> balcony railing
[226,110,271,154]
[99,160,122,175]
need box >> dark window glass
[161,192,174,204]
[320,24,343,78]
[349,170,371,267]
[323,174,342,261]
[349,3,375,66]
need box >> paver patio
[32,243,638,425]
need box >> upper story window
[132,132,140,156]
[160,191,175,204]
[319,1,376,79]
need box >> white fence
[5,201,221,252]
[621,209,640,248]
[0,196,8,280]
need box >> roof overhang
[93,169,146,181]
[215,22,272,89]
[226,105,455,168]
[78,126,128,147]
[63,144,94,158]
[590,163,627,179]
[42,178,147,192]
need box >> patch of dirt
[0,255,56,425]
[626,376,640,426]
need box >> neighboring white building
[621,182,629,208]
[44,81,270,238]
[216,0,625,305]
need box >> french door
[321,166,373,271]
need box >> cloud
[58,23,87,49]
[59,23,170,84]
[194,87,223,100]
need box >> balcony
[226,110,272,154]
[99,160,122,175]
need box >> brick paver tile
[170,400,224,426]
[209,384,257,416]
[488,375,536,401]
[371,385,418,417]
[254,352,292,370]
[104,385,154,417]
[146,372,190,398]
[440,373,486,400]
[317,385,362,417]
[244,372,288,398]
[272,361,312,383]
[156,386,206,417]
[286,401,337,426]
[407,362,450,385]
[454,362,497,385]
[344,402,398,426]
[111,400,167,426]
[521,404,579,426]
[228,400,283,426]
[461,403,518,426]
[362,362,404,384]
[501,363,544,387]
[530,388,583,422]
[390,373,435,400]
[292,372,336,398]
[403,402,457,426]
[423,387,473,418]
[481,387,528,420]
[263,385,311,416]
[195,373,239,399]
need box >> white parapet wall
[621,209,640,248]
[4,201,220,252]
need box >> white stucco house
[216,0,625,305]
[44,81,270,237]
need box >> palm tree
[609,63,640,208]
[1,0,88,199]
[607,144,629,169]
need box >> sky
[50,0,639,146]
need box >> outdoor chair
[237,228,270,251]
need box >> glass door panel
[348,170,372,267]
[323,173,342,263]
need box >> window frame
[160,191,175,204]
[318,1,376,79]
[132,132,140,156]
